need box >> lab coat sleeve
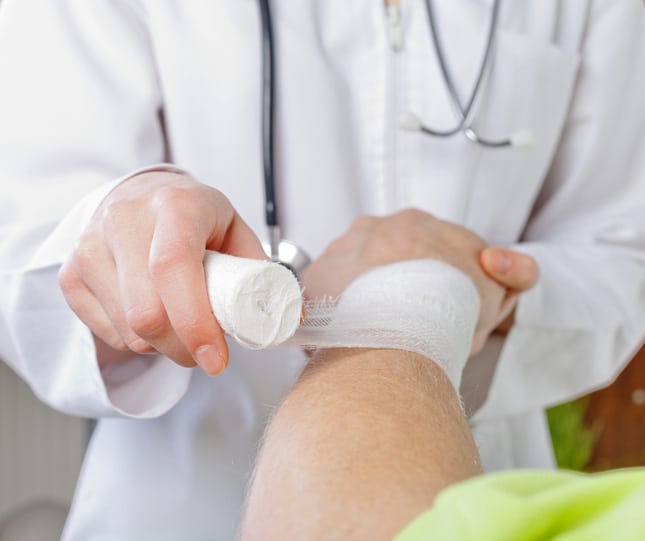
[476,0,645,420]
[0,0,192,417]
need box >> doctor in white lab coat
[1,0,644,539]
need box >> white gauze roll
[203,251,303,348]
[290,259,480,391]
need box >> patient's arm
[239,348,481,541]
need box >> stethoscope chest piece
[262,238,312,276]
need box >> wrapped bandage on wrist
[292,260,480,391]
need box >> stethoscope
[257,0,534,273]
[258,0,312,275]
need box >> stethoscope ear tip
[510,130,536,149]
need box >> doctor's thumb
[479,247,539,292]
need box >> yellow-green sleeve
[395,468,645,541]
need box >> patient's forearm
[240,348,482,541]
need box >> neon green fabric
[395,468,645,541]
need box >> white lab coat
[1,0,644,539]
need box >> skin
[58,171,268,375]
[240,348,481,541]
[58,171,539,374]
[241,225,538,539]
[300,209,538,354]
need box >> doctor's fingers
[105,221,206,370]
[60,264,195,367]
[147,201,230,376]
[63,235,168,357]
[479,247,539,292]
[59,261,130,354]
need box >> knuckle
[351,214,375,230]
[400,207,421,218]
[125,303,168,339]
[394,207,413,220]
[148,245,192,279]
[58,261,82,293]
[73,233,102,271]
[100,200,138,233]
[153,185,195,211]
[397,207,427,227]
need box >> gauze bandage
[291,260,480,391]
[204,251,303,348]
[204,255,479,391]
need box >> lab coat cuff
[99,353,193,419]
[10,263,193,419]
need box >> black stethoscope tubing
[258,0,278,251]
[257,0,532,268]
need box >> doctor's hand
[301,209,538,355]
[58,170,266,375]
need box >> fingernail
[195,345,226,376]
[492,251,511,275]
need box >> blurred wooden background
[585,344,645,469]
